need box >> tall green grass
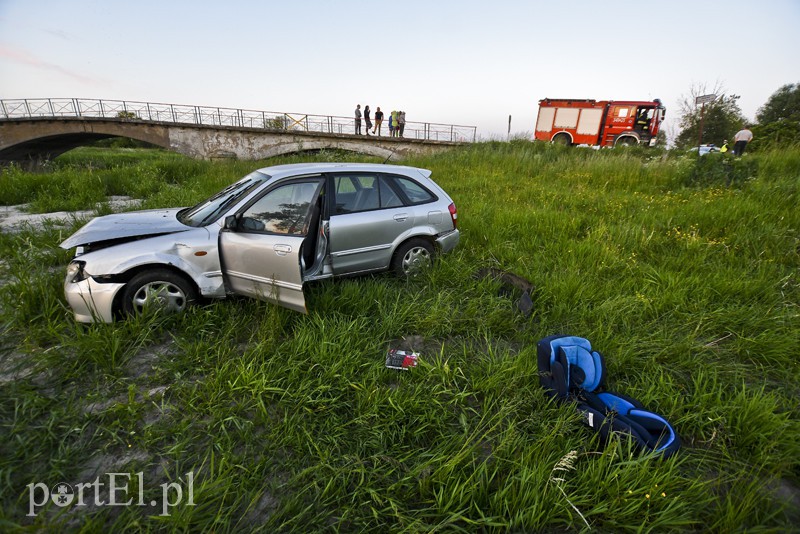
[0,144,798,531]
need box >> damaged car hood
[60,208,190,249]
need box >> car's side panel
[219,231,307,312]
[69,229,226,298]
[328,208,413,273]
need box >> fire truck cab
[534,98,665,147]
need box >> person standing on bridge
[364,105,372,136]
[390,111,398,137]
[398,111,406,138]
[373,107,384,136]
[355,104,362,135]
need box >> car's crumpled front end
[64,260,125,322]
[59,208,225,323]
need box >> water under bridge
[0,98,477,164]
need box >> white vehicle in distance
[60,163,460,322]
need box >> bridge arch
[0,119,171,162]
[256,139,398,161]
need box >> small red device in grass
[385,349,419,371]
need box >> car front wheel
[392,238,434,276]
[121,269,197,316]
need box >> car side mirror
[224,214,239,230]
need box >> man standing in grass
[733,127,753,156]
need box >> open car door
[219,178,323,313]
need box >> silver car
[60,163,460,322]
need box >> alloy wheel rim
[132,281,187,313]
[402,247,431,275]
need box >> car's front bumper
[64,276,126,323]
[436,229,460,254]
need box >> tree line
[674,82,800,151]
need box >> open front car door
[219,178,324,313]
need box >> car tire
[392,238,434,277]
[121,269,197,316]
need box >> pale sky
[1,0,798,140]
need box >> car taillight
[448,202,458,229]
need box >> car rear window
[390,176,436,204]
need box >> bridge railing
[0,98,477,143]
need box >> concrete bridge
[0,98,477,164]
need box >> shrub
[679,153,759,187]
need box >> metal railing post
[0,100,7,119]
[24,99,31,117]
[146,102,152,121]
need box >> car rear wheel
[392,239,434,277]
[121,269,197,316]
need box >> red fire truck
[534,98,665,147]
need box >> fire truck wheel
[552,134,572,146]
[615,136,638,147]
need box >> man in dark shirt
[373,107,384,136]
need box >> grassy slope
[0,144,798,532]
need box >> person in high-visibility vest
[390,111,399,137]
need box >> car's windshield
[178,171,269,227]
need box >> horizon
[1,0,798,141]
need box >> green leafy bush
[750,120,800,151]
[679,153,759,187]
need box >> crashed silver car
[60,163,460,322]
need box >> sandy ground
[0,196,142,233]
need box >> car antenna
[382,149,396,165]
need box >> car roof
[257,163,432,179]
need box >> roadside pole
[695,93,717,154]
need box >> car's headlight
[66,261,88,283]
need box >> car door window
[389,176,436,205]
[334,175,380,213]
[332,174,411,213]
[239,181,319,235]
[379,177,403,208]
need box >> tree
[756,83,800,124]
[750,83,800,150]
[674,82,748,149]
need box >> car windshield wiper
[198,193,242,226]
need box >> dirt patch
[0,196,142,233]
[0,350,37,385]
